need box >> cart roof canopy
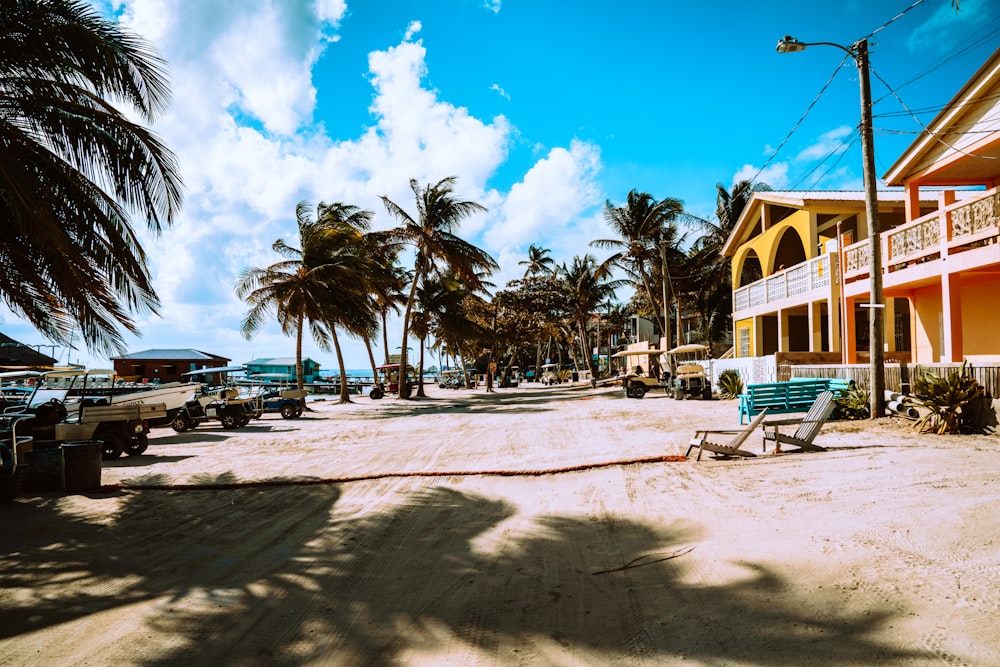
[667,344,710,355]
[610,348,667,358]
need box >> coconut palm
[236,201,375,402]
[0,0,183,354]
[380,177,498,397]
[688,179,772,342]
[519,244,556,277]
[559,255,626,372]
[591,191,686,338]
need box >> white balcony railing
[733,254,836,317]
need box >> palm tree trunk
[364,339,380,394]
[295,312,305,392]
[380,310,391,366]
[398,268,421,399]
[331,326,352,404]
[416,337,427,397]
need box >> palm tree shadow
[36,485,919,666]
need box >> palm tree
[591,191,685,338]
[559,255,626,373]
[0,0,183,354]
[380,177,498,397]
[236,201,375,402]
[688,179,772,342]
[519,244,556,277]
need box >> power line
[862,0,928,40]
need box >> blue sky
[3,0,997,371]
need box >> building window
[737,327,751,358]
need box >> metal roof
[111,349,229,361]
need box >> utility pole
[777,35,885,419]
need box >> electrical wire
[862,0,928,40]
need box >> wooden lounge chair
[686,409,769,460]
[762,390,835,453]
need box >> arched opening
[773,228,807,272]
[737,250,763,288]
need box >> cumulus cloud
[732,162,789,189]
[795,126,853,162]
[907,0,989,53]
[46,0,603,369]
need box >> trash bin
[571,371,579,382]
[62,441,102,491]
[25,447,64,492]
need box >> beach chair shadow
[686,409,769,461]
[762,390,835,454]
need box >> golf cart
[370,364,415,399]
[171,366,260,432]
[666,344,713,400]
[613,348,670,398]
[539,363,561,386]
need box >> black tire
[369,388,383,400]
[280,404,297,419]
[628,384,646,399]
[125,434,149,456]
[238,414,252,427]
[294,405,304,418]
[702,386,713,400]
[220,412,240,429]
[171,414,192,433]
[99,431,127,460]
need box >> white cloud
[795,126,853,163]
[732,162,789,189]
[483,0,501,14]
[490,83,510,100]
[44,0,604,370]
[907,0,989,53]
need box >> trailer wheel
[628,384,646,399]
[171,414,192,433]
[280,404,297,419]
[369,387,383,400]
[99,432,127,460]
[126,434,149,456]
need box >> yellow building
[727,47,1000,366]
[724,190,936,362]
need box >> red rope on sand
[111,454,689,491]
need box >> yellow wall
[731,209,813,286]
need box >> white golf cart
[666,344,713,400]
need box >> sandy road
[2,383,999,665]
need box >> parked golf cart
[171,366,258,432]
[369,364,415,399]
[613,348,670,398]
[259,388,306,418]
[666,344,713,400]
[539,363,561,386]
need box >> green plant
[905,362,985,434]
[717,369,743,399]
[834,383,871,420]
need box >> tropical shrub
[834,383,870,420]
[905,362,985,435]
[717,369,743,399]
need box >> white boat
[27,369,201,416]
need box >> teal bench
[738,379,847,424]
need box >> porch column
[883,297,897,353]
[844,296,858,364]
[941,272,963,362]
[808,301,823,352]
[778,308,789,354]
[828,295,842,357]
[753,315,766,356]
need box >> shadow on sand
[0,481,919,665]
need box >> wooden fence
[778,363,1000,397]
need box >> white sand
[1,382,999,665]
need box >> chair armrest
[762,418,804,427]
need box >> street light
[776,35,885,420]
